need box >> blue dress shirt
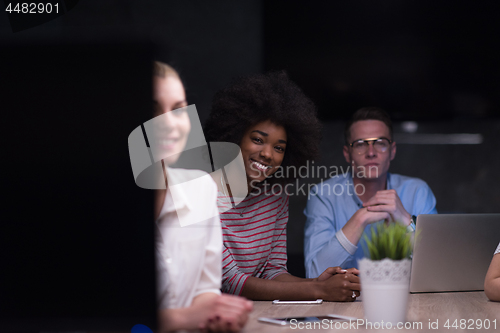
[303,173,437,278]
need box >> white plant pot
[358,258,412,326]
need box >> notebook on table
[410,214,500,293]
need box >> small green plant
[362,222,413,260]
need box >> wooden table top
[242,292,500,332]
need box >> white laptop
[410,214,500,293]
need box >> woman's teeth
[159,139,176,145]
[253,161,270,172]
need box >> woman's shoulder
[167,167,209,179]
[167,167,216,189]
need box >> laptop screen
[411,214,500,293]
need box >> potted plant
[358,222,413,326]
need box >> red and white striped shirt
[218,186,289,295]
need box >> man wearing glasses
[303,107,437,277]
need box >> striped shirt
[218,186,289,295]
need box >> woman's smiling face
[152,75,190,165]
[239,119,287,184]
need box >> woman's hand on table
[316,266,359,282]
[159,293,253,332]
[315,266,360,302]
[197,294,253,333]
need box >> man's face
[343,120,396,180]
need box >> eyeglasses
[348,137,392,154]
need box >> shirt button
[166,258,173,264]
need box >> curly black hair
[204,71,322,184]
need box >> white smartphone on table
[272,299,323,305]
[258,314,357,326]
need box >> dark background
[2,0,499,278]
[0,43,157,331]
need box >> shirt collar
[159,167,193,215]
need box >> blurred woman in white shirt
[152,61,252,332]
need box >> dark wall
[0,0,263,124]
[264,1,500,121]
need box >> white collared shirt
[156,168,222,309]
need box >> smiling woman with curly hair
[204,71,361,302]
[205,71,321,185]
